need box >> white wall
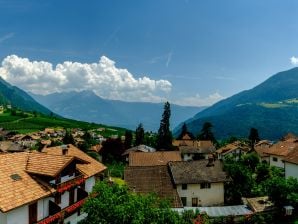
[64,211,88,224]
[7,205,29,224]
[85,176,96,193]
[60,191,70,209]
[0,211,7,224]
[37,197,53,221]
[269,155,285,168]
[285,162,298,179]
[177,183,224,207]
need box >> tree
[197,122,217,144]
[101,138,125,163]
[80,181,199,224]
[135,123,145,146]
[177,123,194,140]
[62,130,75,145]
[156,102,173,150]
[124,130,133,149]
[248,128,260,150]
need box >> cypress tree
[156,102,173,150]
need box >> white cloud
[174,92,225,107]
[0,55,172,102]
[0,33,14,43]
[290,56,298,65]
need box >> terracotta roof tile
[283,147,298,164]
[0,153,54,212]
[129,151,182,166]
[124,166,182,208]
[26,152,74,177]
[265,141,297,156]
[42,144,106,177]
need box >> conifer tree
[156,102,173,150]
[135,123,144,146]
[124,130,133,149]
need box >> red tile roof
[129,151,182,166]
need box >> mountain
[31,91,205,131]
[174,67,298,140]
[0,77,53,115]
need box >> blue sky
[0,0,298,106]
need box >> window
[192,197,198,207]
[29,202,37,224]
[272,157,278,162]
[69,188,75,205]
[182,184,187,190]
[200,183,211,189]
[181,197,187,206]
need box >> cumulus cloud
[174,92,225,107]
[0,55,172,102]
[290,56,298,65]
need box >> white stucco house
[168,159,229,207]
[265,139,298,169]
[283,148,298,179]
[0,144,106,224]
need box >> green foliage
[224,153,298,209]
[135,123,145,146]
[81,181,197,224]
[62,130,75,145]
[101,138,125,163]
[124,130,133,149]
[107,161,125,178]
[248,127,260,150]
[156,102,173,150]
[197,122,217,145]
[0,111,125,134]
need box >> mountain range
[0,77,52,115]
[174,67,298,140]
[31,91,204,131]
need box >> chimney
[61,145,68,155]
[206,155,214,167]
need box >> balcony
[36,197,86,224]
[55,174,85,193]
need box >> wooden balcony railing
[56,175,85,193]
[36,198,86,224]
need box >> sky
[0,0,298,106]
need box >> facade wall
[7,205,29,224]
[60,191,70,209]
[0,211,7,224]
[177,183,224,207]
[85,176,96,193]
[37,197,53,221]
[64,212,88,224]
[285,162,298,179]
[269,155,285,168]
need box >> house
[283,147,298,179]
[179,141,216,161]
[122,145,156,162]
[254,140,272,163]
[265,139,298,169]
[124,166,182,208]
[168,159,229,207]
[128,151,182,166]
[173,134,216,161]
[216,141,250,160]
[0,144,106,224]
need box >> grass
[0,111,127,135]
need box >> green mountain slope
[0,77,53,115]
[175,67,298,140]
